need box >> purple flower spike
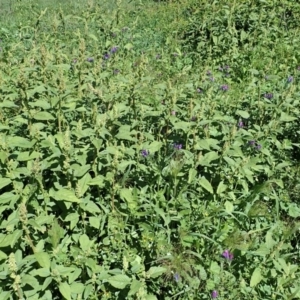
[87,57,94,63]
[256,144,262,150]
[248,140,256,146]
[211,290,218,298]
[141,150,149,157]
[238,121,244,128]
[110,46,118,53]
[174,143,182,150]
[220,84,229,91]
[264,93,273,99]
[103,53,110,60]
[287,76,293,83]
[174,273,180,282]
[222,249,234,261]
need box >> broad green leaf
[216,181,227,194]
[7,136,34,148]
[225,201,234,213]
[236,110,250,119]
[33,111,55,121]
[146,267,166,278]
[0,100,18,108]
[35,252,51,269]
[89,216,100,229]
[0,178,11,190]
[82,201,101,214]
[79,234,91,251]
[70,282,85,294]
[17,151,41,161]
[129,279,143,296]
[88,33,98,41]
[250,267,262,287]
[77,173,91,197]
[52,189,80,203]
[148,141,162,153]
[69,268,82,284]
[188,168,197,184]
[22,274,40,289]
[31,268,51,277]
[199,176,213,194]
[120,188,137,211]
[280,112,297,122]
[108,274,131,289]
[59,282,71,300]
[210,261,220,275]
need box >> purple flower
[211,290,218,298]
[87,57,94,63]
[174,143,182,150]
[248,140,256,146]
[287,76,293,83]
[238,121,244,128]
[256,144,262,150]
[222,249,233,261]
[174,273,180,282]
[141,150,149,157]
[110,46,118,53]
[220,85,229,91]
[264,93,273,99]
[103,53,110,60]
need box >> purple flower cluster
[86,57,94,63]
[222,249,234,261]
[220,84,229,91]
[287,76,293,83]
[141,149,149,157]
[264,93,273,99]
[248,140,262,150]
[173,143,182,150]
[238,121,244,128]
[211,290,218,298]
[103,53,110,60]
[110,46,118,53]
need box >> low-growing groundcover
[1,0,300,299]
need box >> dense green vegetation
[1,0,300,299]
